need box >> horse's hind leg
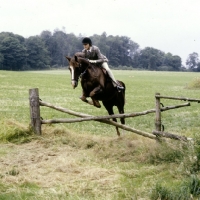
[113,117,121,137]
[103,104,121,136]
[117,106,125,136]
[118,107,125,125]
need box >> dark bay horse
[66,54,126,136]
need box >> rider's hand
[89,60,96,63]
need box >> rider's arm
[91,46,105,63]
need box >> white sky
[0,0,200,65]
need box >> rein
[76,58,98,80]
[79,63,88,79]
[80,64,99,79]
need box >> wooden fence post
[155,92,161,131]
[29,88,41,135]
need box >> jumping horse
[66,53,126,136]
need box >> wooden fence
[29,88,200,141]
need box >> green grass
[1,69,200,199]
[1,70,200,137]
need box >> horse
[66,53,126,136]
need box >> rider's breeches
[102,62,117,87]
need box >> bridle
[79,63,88,79]
[70,57,95,84]
[71,62,88,83]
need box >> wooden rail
[40,101,190,123]
[155,95,200,103]
[40,100,156,140]
[29,88,194,141]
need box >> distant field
[0,69,200,137]
[0,69,200,199]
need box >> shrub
[151,176,200,200]
[0,120,34,144]
[186,77,200,89]
[147,140,186,164]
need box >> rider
[80,37,124,101]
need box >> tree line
[0,30,199,71]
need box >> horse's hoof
[94,103,101,108]
[94,104,101,108]
[93,100,101,108]
[80,96,88,102]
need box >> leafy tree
[52,30,69,66]
[0,53,4,69]
[0,30,193,71]
[0,34,27,70]
[40,30,53,63]
[197,63,200,72]
[139,47,165,70]
[163,53,173,67]
[131,50,141,68]
[91,32,111,59]
[163,53,182,71]
[49,30,81,67]
[65,33,82,56]
[26,36,50,69]
[186,52,199,70]
[89,33,139,67]
[171,55,182,70]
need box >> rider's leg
[102,62,124,90]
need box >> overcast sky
[0,0,200,65]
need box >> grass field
[0,69,200,199]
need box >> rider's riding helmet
[82,37,92,46]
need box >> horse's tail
[122,82,126,105]
[117,80,126,105]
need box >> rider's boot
[102,62,124,91]
[106,68,124,91]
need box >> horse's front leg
[89,85,102,97]
[80,90,95,106]
[80,96,94,106]
[79,90,101,107]
[117,106,125,136]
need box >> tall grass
[186,77,200,89]
[1,70,200,199]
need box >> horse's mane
[74,52,85,58]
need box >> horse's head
[66,54,89,89]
